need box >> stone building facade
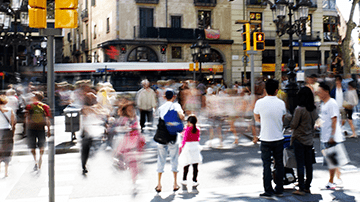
[63,0,234,85]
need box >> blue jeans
[293,139,313,190]
[261,139,284,194]
[157,142,179,173]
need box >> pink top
[180,126,200,152]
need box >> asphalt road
[1,115,360,202]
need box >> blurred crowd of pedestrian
[0,72,358,197]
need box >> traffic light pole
[247,50,257,98]
[40,28,62,202]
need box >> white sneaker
[325,182,336,190]
[181,180,187,185]
[192,181,199,187]
[335,178,343,186]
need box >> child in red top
[179,115,203,187]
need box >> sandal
[173,185,180,192]
[155,186,162,193]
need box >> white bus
[26,62,223,91]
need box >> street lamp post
[190,35,211,81]
[316,33,322,74]
[265,0,311,114]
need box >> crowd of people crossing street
[0,73,359,200]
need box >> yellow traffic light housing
[242,23,250,51]
[195,62,200,71]
[253,32,265,51]
[28,0,47,28]
[55,0,78,28]
[189,63,194,71]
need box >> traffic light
[120,46,126,54]
[242,23,250,51]
[189,63,194,71]
[253,32,265,51]
[28,0,47,28]
[195,62,199,71]
[160,46,166,54]
[55,0,78,28]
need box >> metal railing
[246,0,262,6]
[194,0,217,7]
[135,0,159,3]
[134,26,206,40]
[263,30,336,42]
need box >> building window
[249,12,262,32]
[322,0,335,9]
[67,32,71,42]
[94,25,97,39]
[198,10,211,29]
[91,0,95,6]
[262,50,275,63]
[323,16,338,41]
[305,51,320,64]
[139,8,154,38]
[306,14,312,36]
[106,18,110,33]
[171,16,181,28]
[171,47,182,59]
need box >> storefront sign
[262,63,286,72]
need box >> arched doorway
[208,49,224,63]
[127,46,158,62]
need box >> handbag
[1,109,13,131]
[283,147,297,168]
[321,143,350,169]
[163,104,184,135]
[153,118,170,144]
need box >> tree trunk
[275,34,282,85]
[342,0,359,75]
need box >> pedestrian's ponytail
[187,115,198,134]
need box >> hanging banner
[205,29,220,40]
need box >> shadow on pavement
[150,193,176,202]
[55,141,77,154]
[331,190,356,202]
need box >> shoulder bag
[154,118,171,144]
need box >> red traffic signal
[160,46,166,54]
[120,46,126,54]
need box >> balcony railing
[135,0,159,3]
[247,0,262,6]
[134,26,205,40]
[194,0,217,7]
[81,9,89,22]
[82,39,89,51]
[263,31,335,42]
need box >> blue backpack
[163,104,184,135]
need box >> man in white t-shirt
[317,82,344,190]
[254,79,286,198]
[155,89,185,193]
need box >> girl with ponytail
[178,114,203,187]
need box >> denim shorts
[157,142,179,173]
